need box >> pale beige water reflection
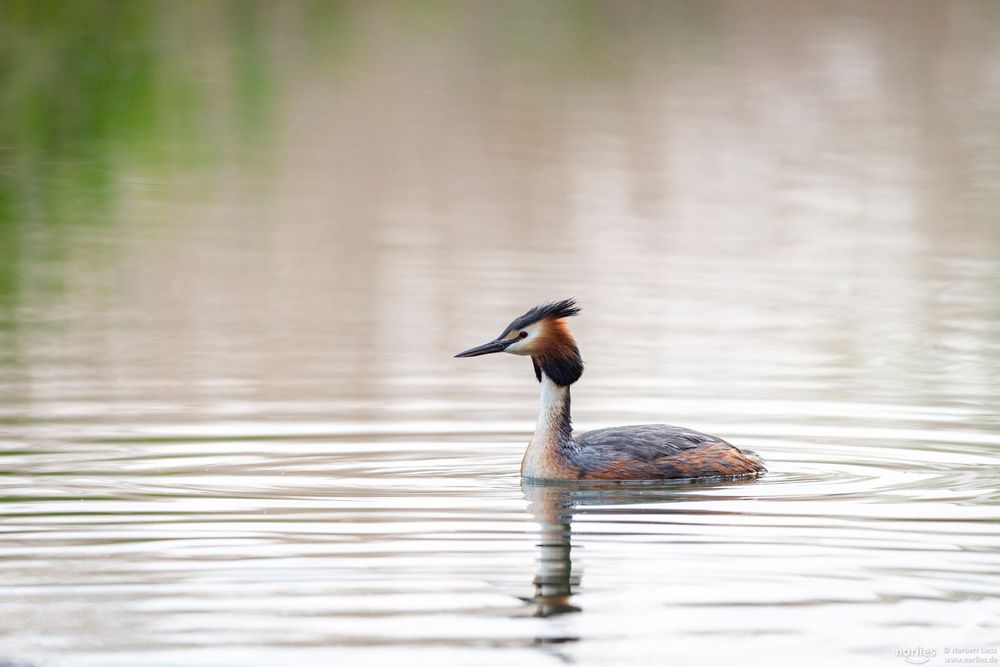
[1,2,999,666]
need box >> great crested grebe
[455,299,766,481]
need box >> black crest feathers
[501,298,580,337]
[514,299,583,387]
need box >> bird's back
[571,424,765,481]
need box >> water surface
[1,3,999,666]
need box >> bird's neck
[521,372,576,479]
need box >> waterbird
[455,299,766,481]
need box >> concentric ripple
[2,397,999,667]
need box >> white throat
[521,372,574,479]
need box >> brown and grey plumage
[455,299,766,481]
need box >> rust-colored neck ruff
[530,318,583,387]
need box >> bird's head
[455,298,584,386]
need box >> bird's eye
[518,331,528,339]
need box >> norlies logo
[896,647,937,664]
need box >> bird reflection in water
[524,483,582,617]
[521,477,762,618]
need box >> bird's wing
[573,424,763,479]
[575,424,726,459]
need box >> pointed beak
[454,337,513,358]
